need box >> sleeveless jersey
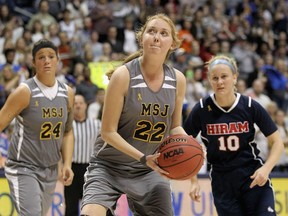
[184,93,277,172]
[92,58,177,173]
[7,78,69,167]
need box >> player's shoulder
[238,93,262,109]
[173,68,186,81]
[197,94,213,109]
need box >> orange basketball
[157,134,204,180]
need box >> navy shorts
[211,164,276,216]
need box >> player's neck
[214,93,236,108]
[35,74,56,87]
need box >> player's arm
[60,86,75,186]
[0,84,30,132]
[250,130,284,188]
[250,100,284,188]
[265,130,284,171]
[170,69,187,135]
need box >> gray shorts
[5,160,58,216]
[82,163,174,216]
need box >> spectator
[266,101,279,121]
[110,0,127,34]
[75,66,98,105]
[87,88,105,120]
[22,28,33,47]
[272,109,288,172]
[187,41,204,69]
[59,9,77,41]
[231,37,259,81]
[245,78,272,109]
[185,66,207,115]
[98,42,113,62]
[34,0,66,20]
[123,16,138,55]
[190,8,205,41]
[236,78,247,95]
[0,48,21,72]
[58,31,76,71]
[31,19,45,43]
[178,18,194,54]
[88,0,113,42]
[0,4,13,26]
[105,25,124,58]
[261,58,287,109]
[88,30,103,62]
[26,0,57,32]
[14,37,26,65]
[45,23,61,47]
[66,0,89,29]
[76,16,93,47]
[171,48,188,72]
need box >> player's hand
[0,154,5,169]
[249,166,270,188]
[61,165,74,186]
[189,178,201,202]
[146,153,170,177]
[200,144,207,160]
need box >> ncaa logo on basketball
[163,147,184,159]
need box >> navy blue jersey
[184,93,277,172]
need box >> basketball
[157,134,204,180]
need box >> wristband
[140,155,147,165]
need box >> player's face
[33,48,59,76]
[142,18,173,56]
[208,64,237,96]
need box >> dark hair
[32,39,58,60]
[3,48,16,57]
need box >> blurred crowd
[0,0,288,172]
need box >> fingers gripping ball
[157,134,204,180]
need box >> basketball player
[0,39,75,215]
[81,13,187,216]
[184,55,284,216]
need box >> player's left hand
[249,166,269,188]
[61,165,74,186]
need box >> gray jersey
[92,58,177,173]
[7,78,68,167]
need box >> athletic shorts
[211,164,276,216]
[81,162,174,216]
[5,159,58,216]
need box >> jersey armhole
[19,83,31,93]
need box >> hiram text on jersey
[206,121,249,135]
